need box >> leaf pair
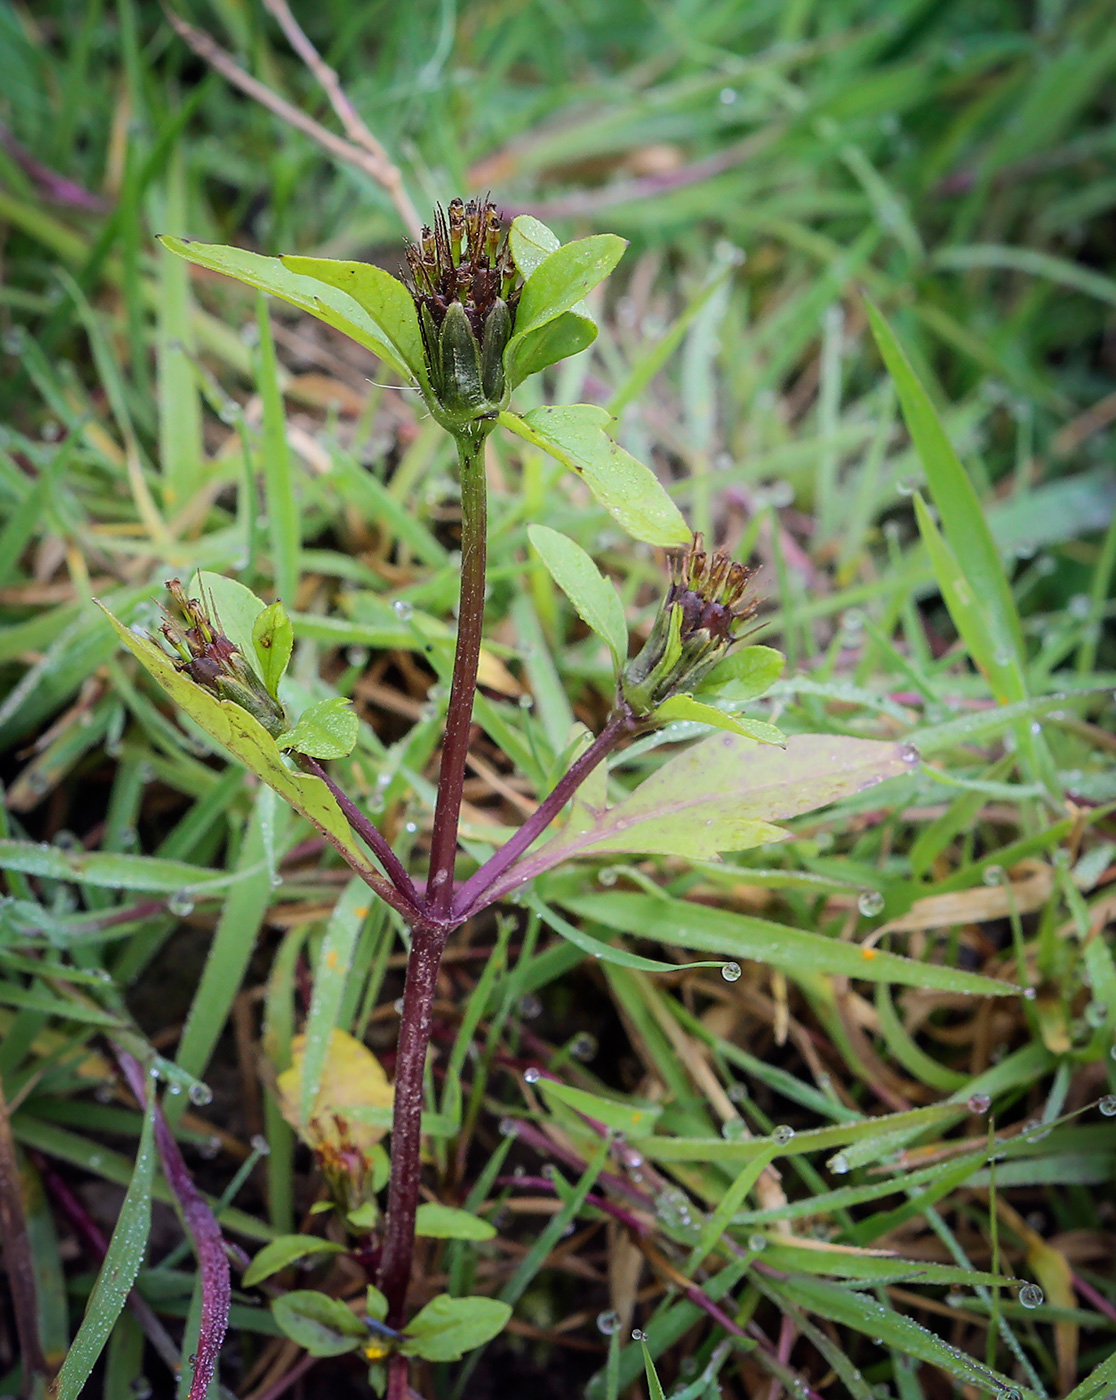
[272,1288,511,1363]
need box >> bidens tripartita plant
[99,198,913,1399]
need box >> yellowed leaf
[277,1028,393,1156]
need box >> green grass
[2,1,1115,1397]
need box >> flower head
[621,535,758,716]
[160,580,286,736]
[406,196,521,427]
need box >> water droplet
[631,1328,646,1341]
[898,742,921,766]
[719,87,737,105]
[569,1032,597,1062]
[250,1134,271,1155]
[198,1135,221,1160]
[518,993,542,1020]
[1022,986,1036,1001]
[518,693,534,710]
[404,820,418,834]
[841,608,865,634]
[967,1093,991,1114]
[130,1379,153,1399]
[1099,1095,1116,1117]
[748,1233,767,1252]
[1084,999,1108,1028]
[1018,1283,1044,1309]
[167,889,195,917]
[597,867,618,887]
[721,961,742,983]
[983,864,1005,886]
[498,1118,519,1138]
[1068,594,1091,620]
[345,646,370,667]
[772,1125,795,1145]
[523,1067,540,1084]
[721,1118,747,1141]
[392,599,414,621]
[858,891,885,917]
[728,1082,748,1104]
[188,1081,213,1106]
[828,1152,850,1174]
[897,475,919,496]
[597,1310,620,1335]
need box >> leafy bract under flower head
[621,534,759,716]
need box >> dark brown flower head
[160,579,286,736]
[406,197,521,426]
[621,535,758,716]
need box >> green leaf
[527,523,628,664]
[567,890,1019,997]
[700,645,785,699]
[513,234,627,341]
[653,695,786,746]
[96,603,384,887]
[505,233,626,383]
[252,601,294,700]
[50,1093,157,1400]
[401,1294,512,1362]
[278,698,359,759]
[533,733,912,864]
[506,311,599,386]
[271,1290,365,1357]
[641,1341,668,1400]
[279,256,427,388]
[504,405,690,547]
[242,1236,346,1288]
[535,1077,662,1135]
[158,237,413,382]
[414,1203,496,1241]
[189,570,265,664]
[508,215,561,278]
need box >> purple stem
[452,709,629,920]
[425,427,491,918]
[298,754,421,906]
[376,919,448,1328]
[117,1051,230,1400]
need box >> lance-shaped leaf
[504,231,626,386]
[252,601,294,700]
[517,733,915,870]
[280,255,428,390]
[700,645,785,700]
[503,404,690,547]
[504,215,602,384]
[401,1294,512,1362]
[97,604,385,889]
[527,523,628,665]
[158,237,415,383]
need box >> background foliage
[1,1,1114,1398]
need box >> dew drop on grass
[983,864,1005,886]
[748,1233,767,1252]
[858,891,885,917]
[772,1125,795,1145]
[518,993,543,1020]
[392,599,413,621]
[250,1134,271,1156]
[188,1082,213,1106]
[1098,1095,1116,1117]
[828,1152,850,1174]
[167,890,195,917]
[130,1378,153,1399]
[597,867,618,887]
[596,1310,620,1336]
[498,1118,519,1138]
[721,961,742,983]
[569,1032,598,1062]
[631,1328,646,1341]
[967,1093,992,1114]
[523,1066,540,1084]
[1018,1283,1044,1308]
[898,742,920,765]
[721,1118,747,1141]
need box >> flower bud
[406,197,520,428]
[621,536,758,717]
[160,580,287,736]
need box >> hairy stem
[426,426,492,918]
[453,709,630,920]
[377,919,449,1327]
